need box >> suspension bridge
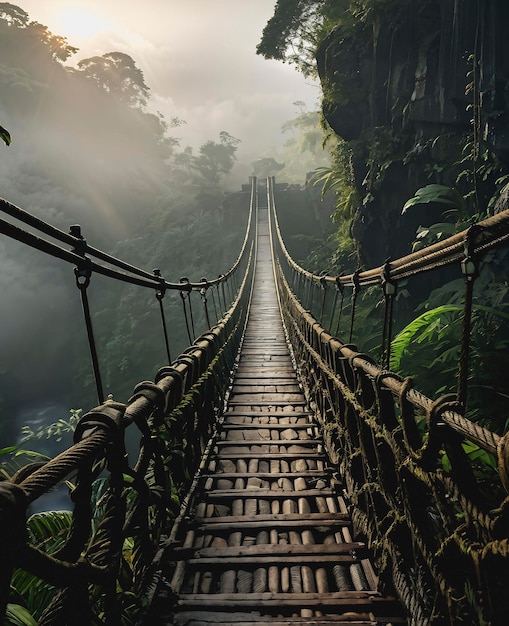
[1,178,509,625]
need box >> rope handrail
[268,174,509,287]
[269,175,505,453]
[0,186,255,291]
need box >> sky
[18,0,321,159]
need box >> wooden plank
[223,410,312,417]
[235,366,296,372]
[183,555,358,566]
[228,399,307,406]
[177,593,404,611]
[192,518,351,532]
[234,372,296,378]
[202,471,329,479]
[192,512,350,525]
[220,423,313,430]
[177,542,365,559]
[178,591,382,603]
[202,488,336,500]
[173,617,381,626]
[215,440,319,447]
[231,385,301,393]
[215,452,324,459]
[229,392,306,400]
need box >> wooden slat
[221,423,314,430]
[177,593,403,611]
[184,555,359,566]
[176,542,365,559]
[192,512,350,525]
[215,451,323,459]
[203,488,336,499]
[202,471,329,479]
[192,518,351,532]
[174,618,381,626]
[215,438,323,444]
[228,399,307,406]
[223,410,312,417]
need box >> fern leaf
[390,305,462,371]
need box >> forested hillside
[0,3,249,445]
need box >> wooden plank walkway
[154,199,405,625]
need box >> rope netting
[0,180,258,624]
[268,176,509,625]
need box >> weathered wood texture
[154,204,405,625]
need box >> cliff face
[316,0,509,267]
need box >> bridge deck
[154,202,405,624]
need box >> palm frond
[390,305,463,371]
[5,603,37,626]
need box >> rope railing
[267,176,509,625]
[0,178,258,624]
[0,194,254,290]
[0,183,254,404]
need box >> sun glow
[54,7,111,40]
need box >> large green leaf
[388,300,509,373]
[390,305,463,371]
[0,124,12,146]
[9,571,55,621]
[402,184,464,214]
[5,603,37,626]
[27,510,73,551]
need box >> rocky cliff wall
[317,0,509,267]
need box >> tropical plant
[0,123,11,146]
[20,409,82,444]
[402,184,466,215]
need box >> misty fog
[0,4,330,458]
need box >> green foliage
[270,104,332,182]
[256,0,412,76]
[5,604,37,626]
[390,305,463,372]
[20,409,82,443]
[190,131,240,184]
[0,4,77,63]
[8,511,73,622]
[252,157,284,178]
[314,139,357,216]
[307,136,358,268]
[77,52,150,109]
[411,222,458,252]
[402,184,466,214]
[0,122,11,145]
[256,0,322,75]
[0,445,49,480]
[0,3,29,27]
[388,249,509,436]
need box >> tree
[29,22,78,63]
[77,52,150,108]
[252,157,285,178]
[192,131,240,183]
[0,2,78,65]
[256,0,322,76]
[0,2,29,27]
